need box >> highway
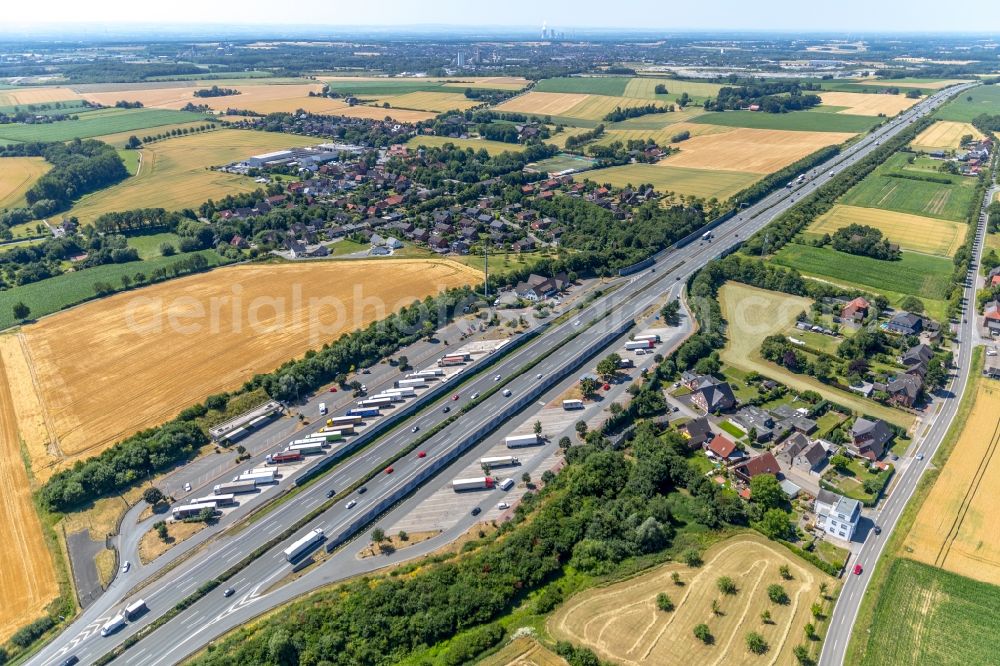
[30,82,971,666]
[819,139,996,665]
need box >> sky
[2,0,999,34]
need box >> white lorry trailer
[505,434,542,448]
[283,528,325,561]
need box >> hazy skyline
[2,0,999,34]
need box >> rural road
[30,82,971,666]
[819,151,996,665]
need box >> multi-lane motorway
[819,139,996,666]
[31,82,973,666]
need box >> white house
[814,489,861,542]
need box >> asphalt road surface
[31,82,971,666]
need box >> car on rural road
[853,563,863,575]
[121,561,130,573]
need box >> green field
[935,84,1000,122]
[117,149,140,175]
[406,135,525,155]
[773,242,953,306]
[0,99,89,115]
[0,250,224,330]
[839,154,977,222]
[527,153,597,174]
[860,558,1000,666]
[691,110,881,133]
[533,76,631,96]
[322,80,449,96]
[125,231,182,259]
[587,162,759,200]
[0,108,207,143]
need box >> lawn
[0,108,207,143]
[860,558,1000,666]
[934,84,1000,122]
[125,231,182,259]
[117,148,140,175]
[803,204,967,257]
[814,411,847,438]
[772,243,953,307]
[406,135,525,155]
[690,110,881,133]
[585,163,759,200]
[719,421,747,440]
[0,250,224,330]
[527,153,597,175]
[533,76,631,96]
[838,154,977,222]
[822,459,892,505]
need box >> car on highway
[916,453,924,460]
[346,500,357,509]
[574,320,580,326]
[223,587,235,597]
[452,394,460,400]
[471,392,479,399]
[494,374,502,381]
[874,525,882,535]
[417,450,426,458]
[442,405,451,413]
[471,506,481,516]
[358,486,367,494]
[384,466,394,474]
[536,373,542,379]
[502,389,512,397]
[497,502,510,510]
[183,482,191,492]
[121,561,130,573]
[411,425,419,432]
[853,563,863,575]
[326,489,336,498]
[59,657,79,666]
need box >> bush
[693,623,713,644]
[717,576,737,595]
[768,584,789,605]
[683,548,703,567]
[9,615,55,648]
[656,592,674,611]
[746,631,769,655]
[443,624,505,666]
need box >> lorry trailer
[562,399,584,410]
[633,333,661,343]
[193,493,235,507]
[123,599,147,621]
[624,339,655,350]
[452,477,495,491]
[101,614,126,637]
[395,378,427,388]
[327,415,362,427]
[480,455,520,467]
[266,450,304,464]
[358,397,393,408]
[287,442,325,455]
[437,354,470,366]
[236,471,276,485]
[372,392,405,402]
[284,528,325,561]
[346,407,381,418]
[171,501,219,520]
[411,368,446,377]
[505,433,543,448]
[214,480,257,495]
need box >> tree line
[193,85,240,98]
[602,103,670,122]
[704,82,822,113]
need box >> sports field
[0,108,206,143]
[718,282,914,427]
[818,91,920,116]
[549,533,832,666]
[904,379,1000,585]
[586,163,759,200]
[3,259,479,481]
[0,86,82,106]
[660,128,856,174]
[0,334,60,644]
[64,130,317,224]
[860,558,1000,666]
[690,110,880,133]
[0,157,50,209]
[772,243,953,313]
[803,204,966,257]
[406,135,524,154]
[934,85,1000,122]
[911,120,984,151]
[839,155,976,222]
[526,153,597,175]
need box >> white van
[499,478,515,491]
[318,402,327,415]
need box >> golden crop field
[660,128,856,174]
[64,130,317,224]
[318,75,530,91]
[904,379,1000,586]
[911,120,984,151]
[80,82,325,112]
[624,78,723,100]
[329,103,436,123]
[478,637,568,666]
[586,163,759,201]
[496,91,591,117]
[0,157,50,209]
[0,86,82,106]
[374,91,478,112]
[718,282,913,427]
[562,95,666,121]
[818,91,920,116]
[6,259,480,481]
[599,122,733,148]
[549,534,832,666]
[805,204,966,257]
[0,336,59,644]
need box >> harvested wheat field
[478,637,568,666]
[561,95,670,122]
[65,129,317,224]
[818,91,920,116]
[374,91,478,112]
[0,336,60,643]
[81,82,325,112]
[496,91,591,117]
[904,378,1000,586]
[661,128,856,174]
[0,86,82,106]
[332,104,436,123]
[911,120,984,151]
[600,122,734,147]
[8,259,479,480]
[318,75,530,91]
[550,534,831,666]
[804,204,966,257]
[0,156,50,209]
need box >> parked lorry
[101,614,126,637]
[385,386,417,396]
[411,368,446,377]
[172,501,218,520]
[358,397,393,408]
[214,480,257,494]
[372,392,405,402]
[505,434,542,448]
[327,415,362,428]
[266,450,303,464]
[194,493,235,507]
[437,354,471,367]
[452,477,495,491]
[562,399,584,410]
[236,471,276,485]
[395,378,427,388]
[321,423,354,434]
[287,442,325,455]
[123,599,147,621]
[480,455,520,467]
[346,407,381,418]
[633,333,661,343]
[283,527,324,562]
[625,339,655,350]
